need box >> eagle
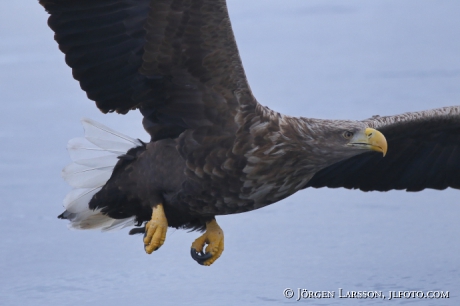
[40,0,460,266]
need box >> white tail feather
[82,118,141,147]
[73,155,120,167]
[64,187,102,213]
[69,209,135,231]
[62,163,114,188]
[62,118,142,231]
[86,137,137,152]
[67,138,129,160]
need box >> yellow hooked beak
[350,128,388,156]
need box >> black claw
[129,227,146,235]
[191,248,212,265]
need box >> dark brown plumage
[42,0,460,265]
[307,108,460,191]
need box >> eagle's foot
[144,203,168,254]
[190,219,224,266]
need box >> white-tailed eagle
[40,0,460,266]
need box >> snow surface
[1,1,459,305]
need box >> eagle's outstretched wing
[306,106,460,192]
[40,0,256,140]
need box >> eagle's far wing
[40,0,256,140]
[305,106,460,192]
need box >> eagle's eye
[342,131,354,139]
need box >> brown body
[90,105,336,230]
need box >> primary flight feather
[40,0,460,266]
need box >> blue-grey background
[1,1,459,305]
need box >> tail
[60,118,143,231]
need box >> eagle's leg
[190,219,224,266]
[144,203,168,254]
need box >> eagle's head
[294,118,388,168]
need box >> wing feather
[306,106,460,192]
[40,0,257,141]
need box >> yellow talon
[144,203,168,254]
[191,219,224,266]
